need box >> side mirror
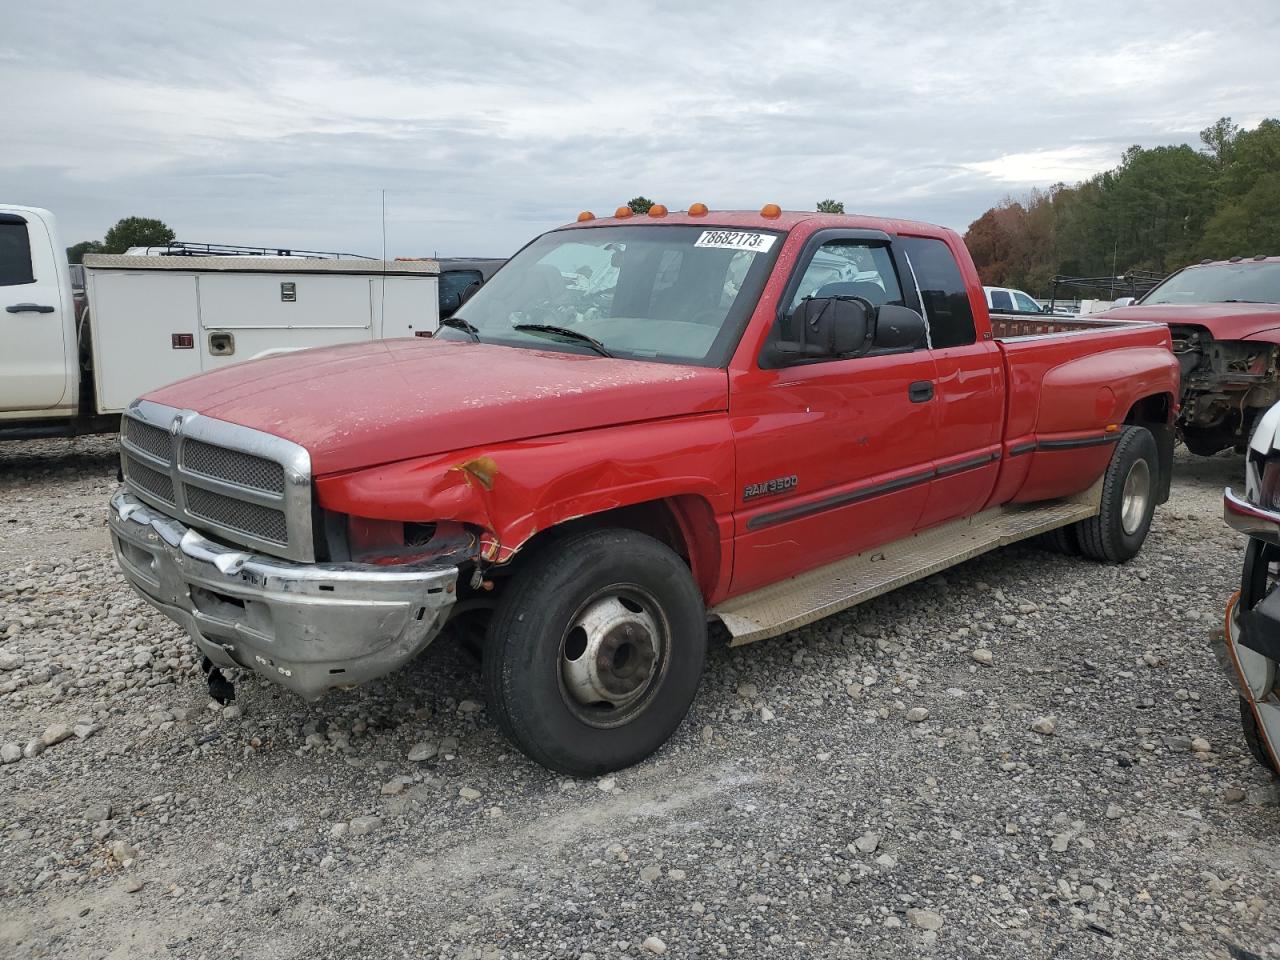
[874,305,927,350]
[776,297,873,361]
[458,279,482,306]
[1111,296,1136,308]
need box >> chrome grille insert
[184,485,289,545]
[119,399,313,562]
[183,439,285,494]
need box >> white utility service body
[0,204,442,438]
[82,254,440,413]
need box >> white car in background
[984,285,1047,314]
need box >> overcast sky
[4,0,1277,258]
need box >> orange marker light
[761,203,782,219]
[688,202,708,216]
[577,211,595,222]
[648,204,668,217]
[614,205,634,218]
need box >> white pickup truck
[0,204,454,441]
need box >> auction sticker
[694,230,777,253]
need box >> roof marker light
[688,202,709,217]
[614,206,634,218]
[1230,255,1243,262]
[648,204,668,217]
[1256,254,1268,261]
[577,211,595,222]
[760,203,782,219]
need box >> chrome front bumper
[1224,487,1280,543]
[108,490,458,699]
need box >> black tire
[482,528,707,776]
[1034,524,1079,555]
[1076,426,1158,563]
[1240,697,1279,774]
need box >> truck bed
[989,312,1161,340]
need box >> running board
[712,491,1100,646]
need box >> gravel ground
[1,436,1277,960]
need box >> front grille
[123,417,173,462]
[183,438,285,494]
[184,485,289,545]
[124,455,175,504]
[118,403,313,561]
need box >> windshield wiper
[438,315,480,341]
[512,323,613,358]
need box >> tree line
[963,117,1280,295]
[67,217,175,263]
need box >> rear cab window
[898,236,977,348]
[0,216,36,287]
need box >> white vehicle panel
[0,206,74,412]
[83,256,441,414]
[90,271,203,413]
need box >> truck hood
[1093,303,1280,341]
[143,338,729,475]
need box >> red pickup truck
[1096,255,1280,455]
[108,206,1180,774]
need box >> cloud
[961,146,1123,185]
[4,0,1278,255]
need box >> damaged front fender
[312,415,736,584]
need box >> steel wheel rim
[558,585,669,728]
[1120,458,1151,535]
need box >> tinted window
[899,236,976,348]
[438,269,483,317]
[1013,291,1041,313]
[0,220,35,287]
[1144,261,1280,306]
[989,289,1013,310]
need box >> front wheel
[1076,425,1158,563]
[482,528,707,775]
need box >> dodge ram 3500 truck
[108,205,1181,775]
[1095,255,1280,456]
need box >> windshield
[441,224,782,365]
[1143,261,1280,305]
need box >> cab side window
[1013,291,1042,313]
[989,289,1013,311]
[899,236,976,348]
[0,218,35,287]
[787,240,905,314]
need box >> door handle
[6,303,56,314]
[909,380,934,403]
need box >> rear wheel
[1076,426,1158,563]
[482,528,707,775]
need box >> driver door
[729,233,939,595]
